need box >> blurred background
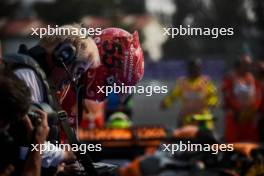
[1,0,264,137]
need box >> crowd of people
[161,54,264,143]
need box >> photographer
[0,68,49,176]
[3,24,100,171]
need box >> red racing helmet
[84,28,144,101]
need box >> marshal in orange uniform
[222,54,262,142]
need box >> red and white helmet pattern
[84,27,144,101]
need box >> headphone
[52,42,77,67]
[22,42,86,85]
[52,43,86,85]
[21,42,77,68]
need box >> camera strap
[76,77,85,130]
[46,75,97,175]
[58,111,98,176]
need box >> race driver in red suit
[58,27,144,142]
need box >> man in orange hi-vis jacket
[222,54,262,143]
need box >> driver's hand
[63,150,77,163]
[57,162,84,176]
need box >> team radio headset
[52,42,87,84]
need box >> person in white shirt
[11,24,100,169]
